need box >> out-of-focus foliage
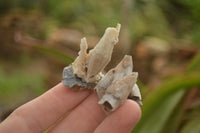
[33,45,74,64]
[180,117,200,133]
[0,0,200,132]
[44,0,121,35]
[186,53,200,73]
[133,73,200,133]
[132,53,200,133]
[0,67,46,106]
[134,90,185,133]
[1,0,200,42]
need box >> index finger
[0,83,90,133]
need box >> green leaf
[132,90,185,133]
[181,117,200,133]
[133,52,200,133]
[34,45,74,64]
[160,52,200,133]
[161,93,186,133]
[186,52,200,73]
[133,72,200,132]
[0,67,46,106]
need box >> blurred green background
[0,0,200,132]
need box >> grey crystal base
[62,65,96,90]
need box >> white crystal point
[129,84,143,106]
[72,37,88,79]
[131,84,142,100]
[98,94,119,112]
[85,24,121,82]
[116,23,121,33]
[95,55,133,99]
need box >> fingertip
[122,100,142,126]
[94,99,142,133]
[114,100,141,128]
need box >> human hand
[0,83,141,133]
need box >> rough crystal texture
[71,24,121,83]
[98,73,138,113]
[95,55,141,113]
[85,24,121,82]
[128,84,142,106]
[72,37,88,80]
[95,55,133,99]
[63,65,96,90]
[62,24,142,113]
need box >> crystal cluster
[62,24,142,113]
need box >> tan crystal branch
[72,24,121,83]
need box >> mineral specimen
[85,24,121,82]
[71,24,121,83]
[98,72,138,113]
[62,65,96,90]
[95,55,133,100]
[62,23,142,113]
[95,55,142,113]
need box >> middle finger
[49,92,106,133]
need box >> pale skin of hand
[0,83,141,133]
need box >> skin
[0,83,141,133]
